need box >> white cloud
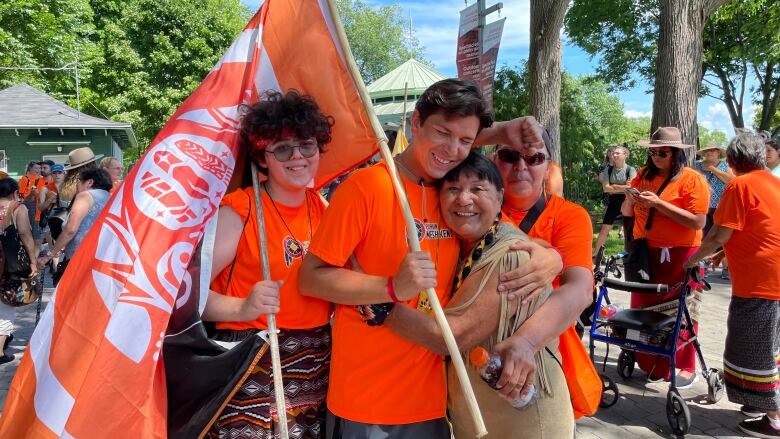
[624,109,651,119]
[698,102,733,137]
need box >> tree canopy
[335,0,430,84]
[0,0,250,160]
[566,0,779,133]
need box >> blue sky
[241,0,741,137]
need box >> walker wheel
[707,368,725,403]
[666,389,691,436]
[599,373,619,408]
[617,350,635,379]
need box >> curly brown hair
[240,90,334,170]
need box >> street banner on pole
[456,3,480,85]
[0,1,378,437]
[456,3,505,111]
[480,18,505,110]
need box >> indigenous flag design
[0,1,377,437]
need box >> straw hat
[637,127,694,149]
[697,141,726,158]
[64,147,104,171]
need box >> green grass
[592,228,626,260]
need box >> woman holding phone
[621,127,709,389]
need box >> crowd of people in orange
[1,77,779,439]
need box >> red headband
[250,128,297,151]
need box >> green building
[0,83,137,178]
[368,58,447,133]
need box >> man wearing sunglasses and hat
[488,130,595,405]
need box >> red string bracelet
[386,277,400,303]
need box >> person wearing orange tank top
[299,79,560,439]
[201,90,334,438]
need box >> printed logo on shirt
[282,236,309,266]
[414,218,452,242]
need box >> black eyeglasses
[496,149,549,166]
[648,149,672,158]
[265,141,319,161]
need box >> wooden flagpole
[393,81,409,156]
[325,0,487,436]
[251,163,290,439]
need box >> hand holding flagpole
[325,0,487,436]
[251,163,290,439]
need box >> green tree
[86,0,250,156]
[0,0,99,102]
[703,0,780,131]
[335,0,430,84]
[566,0,729,145]
[698,125,729,147]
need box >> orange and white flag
[0,1,377,437]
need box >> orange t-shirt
[714,170,780,300]
[630,167,709,248]
[18,175,45,220]
[307,163,459,425]
[502,194,593,286]
[210,187,331,330]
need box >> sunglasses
[648,149,672,158]
[265,141,319,162]
[496,149,549,166]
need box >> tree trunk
[528,0,570,164]
[651,0,729,149]
[758,63,780,131]
[711,64,745,129]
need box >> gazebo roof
[367,58,447,100]
[0,83,137,148]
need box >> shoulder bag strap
[518,191,552,234]
[644,172,675,231]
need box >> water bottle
[469,347,537,409]
[599,303,624,319]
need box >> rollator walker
[587,251,725,436]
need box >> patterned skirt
[724,297,780,410]
[207,324,331,439]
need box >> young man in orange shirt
[300,78,560,438]
[488,131,594,402]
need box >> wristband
[386,276,401,303]
[551,247,565,276]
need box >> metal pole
[74,55,81,119]
[477,0,486,85]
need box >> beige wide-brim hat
[64,147,104,171]
[697,141,726,158]
[637,127,694,149]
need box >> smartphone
[625,188,640,196]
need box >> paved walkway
[578,269,748,438]
[0,272,751,437]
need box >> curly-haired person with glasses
[201,90,334,438]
